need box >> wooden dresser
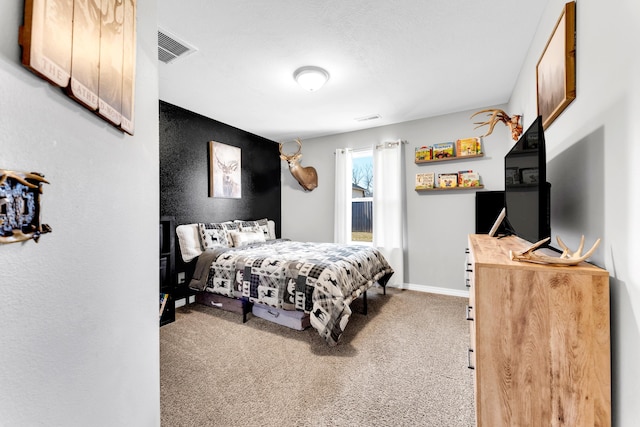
[466,234,611,427]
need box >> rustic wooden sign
[18,0,137,134]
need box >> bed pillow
[229,230,266,247]
[176,224,202,262]
[236,218,275,240]
[267,220,276,240]
[198,223,234,249]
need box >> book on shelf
[432,142,455,159]
[415,146,432,161]
[438,172,458,188]
[505,167,520,185]
[160,293,169,319]
[458,170,481,187]
[455,137,482,156]
[415,172,435,189]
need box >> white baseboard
[178,285,468,307]
[387,283,469,298]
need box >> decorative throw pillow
[198,223,232,249]
[229,230,266,247]
[257,218,276,240]
[237,219,273,240]
[176,224,202,262]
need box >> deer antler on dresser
[510,235,601,266]
[470,108,523,141]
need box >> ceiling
[158,1,548,142]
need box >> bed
[176,219,394,346]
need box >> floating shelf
[415,153,484,164]
[415,185,485,192]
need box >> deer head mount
[470,109,523,141]
[279,138,318,191]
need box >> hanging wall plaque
[18,0,137,134]
[0,169,51,244]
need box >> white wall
[283,0,640,423]
[281,105,513,295]
[509,0,640,425]
[0,2,160,426]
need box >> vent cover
[158,29,197,64]
[355,114,382,122]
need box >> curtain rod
[336,140,408,154]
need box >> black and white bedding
[189,240,394,345]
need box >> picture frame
[536,1,576,130]
[209,141,241,199]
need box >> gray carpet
[160,287,475,427]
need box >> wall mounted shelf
[415,153,484,164]
[416,185,484,192]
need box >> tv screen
[504,116,551,243]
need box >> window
[351,150,373,243]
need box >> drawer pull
[211,302,223,308]
[466,305,474,321]
[467,348,475,370]
[466,278,471,288]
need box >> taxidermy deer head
[279,138,318,191]
[470,109,523,141]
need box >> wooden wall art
[536,1,576,130]
[18,0,137,134]
[0,169,51,244]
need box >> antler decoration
[510,235,601,266]
[470,109,523,141]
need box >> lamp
[293,66,330,92]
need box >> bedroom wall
[0,2,160,426]
[281,105,513,295]
[507,0,640,425]
[159,101,281,230]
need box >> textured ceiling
[158,0,549,142]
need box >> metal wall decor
[0,169,51,244]
[18,0,137,134]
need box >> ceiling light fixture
[293,66,330,92]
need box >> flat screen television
[504,116,551,244]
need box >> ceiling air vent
[158,29,197,64]
[355,114,382,122]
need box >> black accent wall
[159,100,281,233]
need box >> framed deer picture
[209,141,241,199]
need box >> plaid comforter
[189,240,394,345]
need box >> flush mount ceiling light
[293,66,330,92]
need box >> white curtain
[373,140,404,286]
[334,148,352,244]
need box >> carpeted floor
[160,287,475,426]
